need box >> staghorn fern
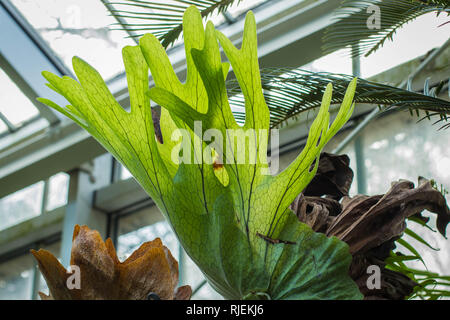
[37,6,363,299]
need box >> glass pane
[11,0,135,81]
[0,67,40,127]
[361,12,450,78]
[0,181,44,231]
[301,49,352,74]
[361,111,450,276]
[120,165,133,180]
[192,281,223,300]
[46,172,69,211]
[0,254,34,300]
[0,120,8,134]
[118,220,178,260]
[184,253,223,300]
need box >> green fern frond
[108,0,240,47]
[228,68,450,129]
[323,0,450,58]
[388,233,450,300]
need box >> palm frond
[388,226,450,300]
[107,0,240,47]
[323,0,450,58]
[228,68,450,128]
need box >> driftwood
[291,152,450,300]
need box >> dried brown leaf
[303,152,354,200]
[292,152,450,300]
[31,225,190,300]
[327,179,450,254]
[174,285,193,300]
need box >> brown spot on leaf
[213,153,224,170]
[152,107,163,144]
[213,161,224,170]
